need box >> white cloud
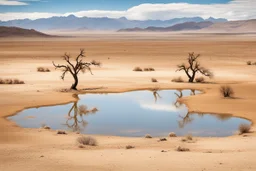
[0,0,28,5]
[0,0,256,21]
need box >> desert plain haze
[0,0,256,171]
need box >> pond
[8,90,251,137]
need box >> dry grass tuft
[77,136,97,146]
[172,77,184,83]
[133,67,143,72]
[220,85,234,98]
[151,78,158,83]
[37,67,50,72]
[239,124,251,135]
[126,145,135,149]
[247,61,252,65]
[0,78,25,84]
[159,138,167,142]
[57,130,67,134]
[169,132,177,137]
[181,134,193,142]
[145,134,152,138]
[195,77,205,83]
[176,146,190,152]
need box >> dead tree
[176,53,213,83]
[53,49,101,90]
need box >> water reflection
[8,90,251,137]
[65,102,98,132]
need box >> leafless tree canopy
[53,49,101,90]
[176,52,213,83]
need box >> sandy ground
[0,33,256,171]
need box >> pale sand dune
[0,33,256,171]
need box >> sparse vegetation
[195,77,205,83]
[57,130,67,134]
[239,124,251,134]
[37,67,50,72]
[159,138,167,141]
[126,145,135,149]
[181,134,193,142]
[176,146,190,152]
[247,61,252,65]
[151,78,158,82]
[176,52,213,83]
[0,78,25,84]
[220,85,234,98]
[145,134,152,138]
[77,136,97,146]
[144,67,155,71]
[133,67,143,72]
[171,77,184,83]
[53,49,101,90]
[169,132,177,137]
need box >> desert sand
[0,33,256,171]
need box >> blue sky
[0,0,231,13]
[0,0,255,21]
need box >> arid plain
[0,33,256,171]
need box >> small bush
[144,68,149,71]
[151,78,158,83]
[169,132,177,137]
[159,138,167,142]
[239,124,251,134]
[77,136,97,146]
[149,67,155,71]
[126,145,135,149]
[253,62,256,65]
[57,130,67,134]
[220,85,234,98]
[186,134,193,141]
[37,67,51,72]
[195,77,205,83]
[133,67,143,72]
[176,146,190,152]
[42,126,51,130]
[145,134,152,138]
[172,77,184,83]
[0,78,25,84]
[247,61,252,65]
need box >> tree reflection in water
[65,94,98,132]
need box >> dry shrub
[169,132,177,137]
[239,124,251,134]
[151,78,158,83]
[159,138,167,142]
[78,145,85,148]
[144,67,155,71]
[126,145,135,149]
[77,136,97,146]
[172,77,184,83]
[145,134,152,138]
[253,62,256,65]
[195,77,205,83]
[186,134,193,140]
[37,67,50,72]
[57,130,67,134]
[0,78,25,84]
[176,146,190,152]
[133,67,143,72]
[247,61,252,65]
[220,85,234,98]
[42,125,51,130]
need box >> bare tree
[53,49,101,90]
[176,52,213,83]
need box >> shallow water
[8,90,251,137]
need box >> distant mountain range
[118,21,214,32]
[0,15,227,31]
[0,26,52,37]
[118,19,256,33]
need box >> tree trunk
[188,72,196,82]
[71,74,78,90]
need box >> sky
[0,0,255,21]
